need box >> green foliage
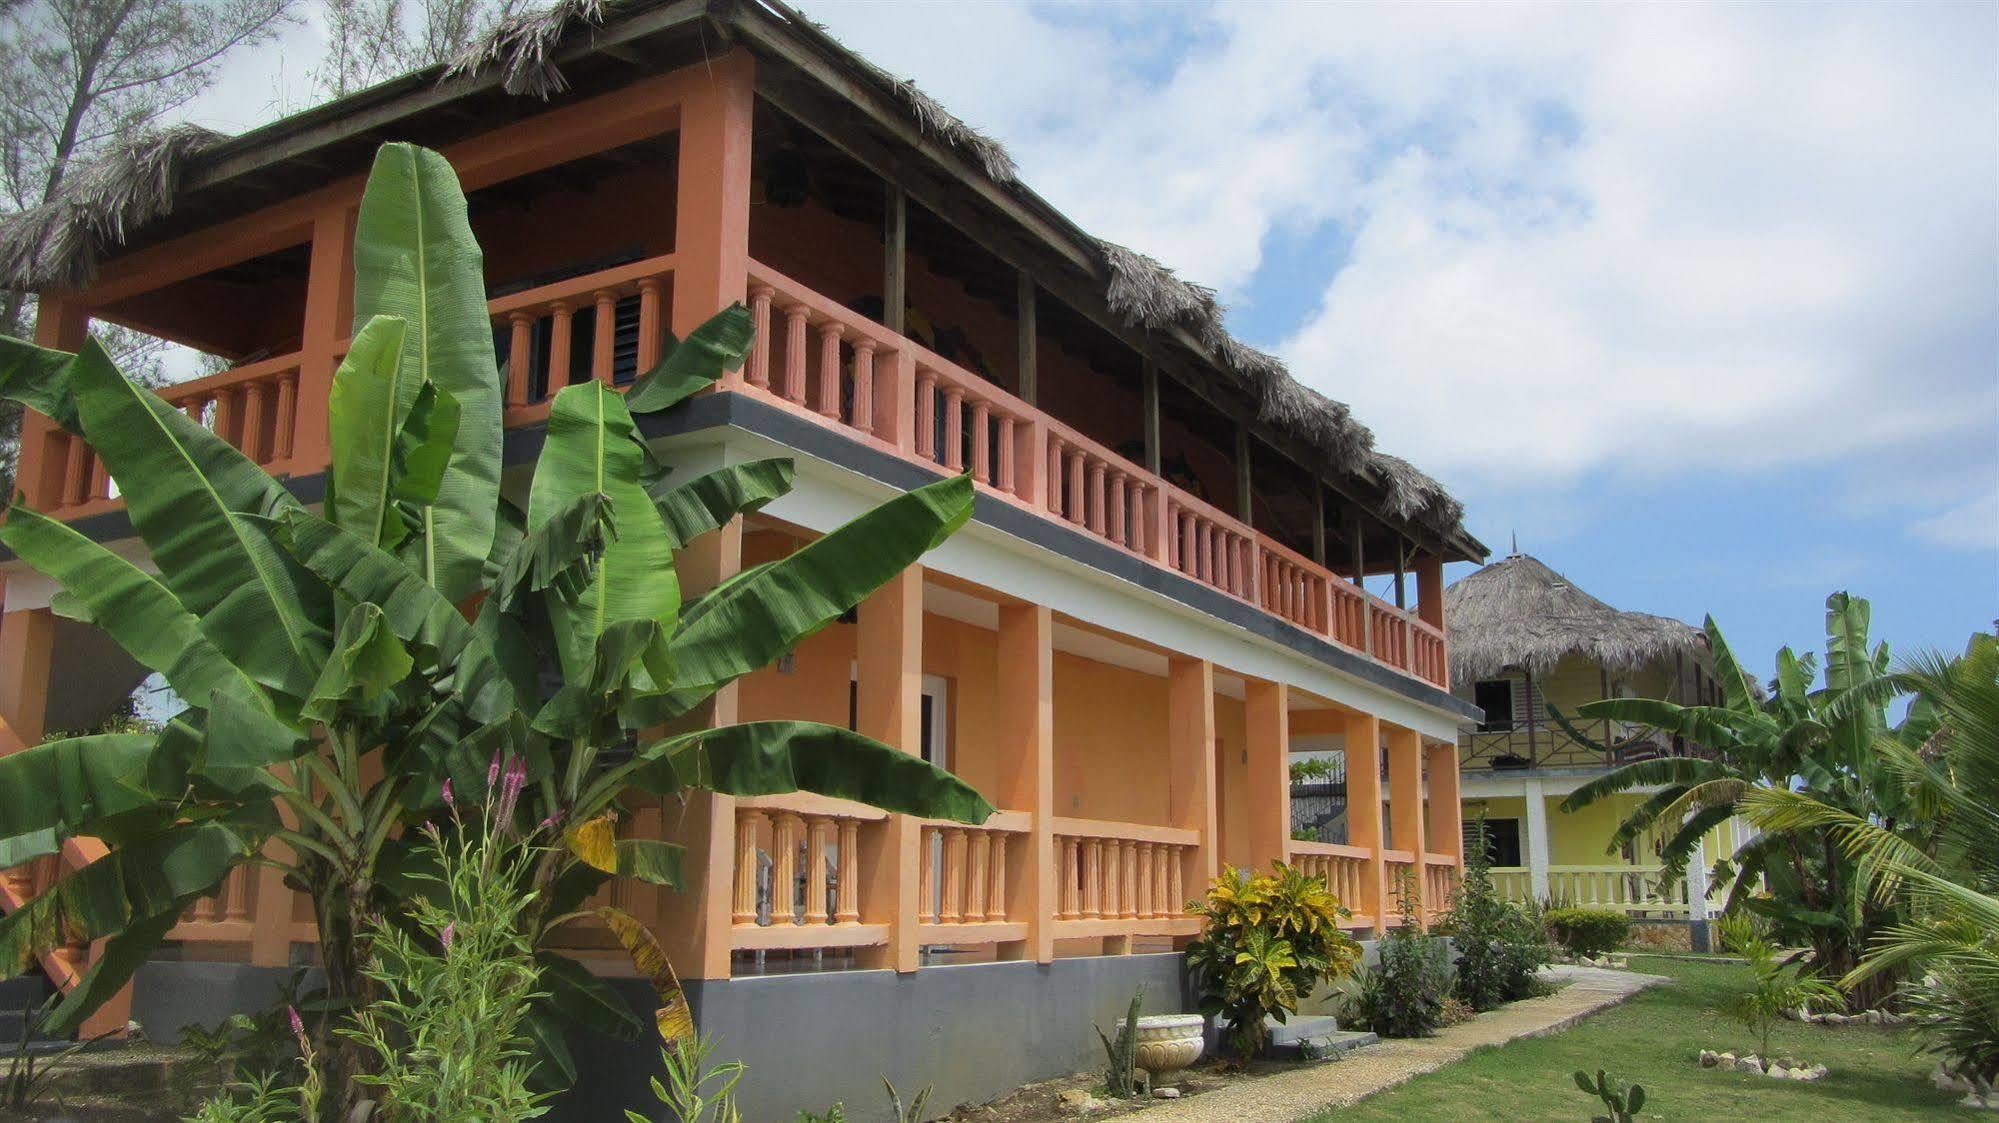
[795,1105,848,1123]
[881,1076,932,1123]
[1572,1068,1645,1123]
[1095,985,1145,1097]
[1559,592,1925,1009]
[1720,914,1841,1057]
[1289,756,1338,784]
[1186,861,1363,1060]
[182,1074,310,1123]
[1355,875,1454,1038]
[342,811,549,1121]
[1545,908,1633,959]
[1447,821,1553,1011]
[169,971,329,1112]
[624,1033,743,1123]
[0,138,991,1104]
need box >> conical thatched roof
[1445,553,1706,683]
[0,0,1475,547]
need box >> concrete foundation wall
[561,954,1195,1122]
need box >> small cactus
[1573,1068,1646,1122]
[1095,985,1147,1097]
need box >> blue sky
[183,0,1998,678]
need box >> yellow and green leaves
[352,143,502,600]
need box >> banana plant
[0,142,990,1095]
[1555,592,1916,1007]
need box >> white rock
[1810,1065,1829,1080]
[1719,1052,1737,1066]
[1766,1065,1792,1079]
[1698,1050,1719,1067]
[1864,1010,1884,1025]
[1736,1055,1765,1073]
[1151,1088,1181,1100]
[1058,1089,1109,1114]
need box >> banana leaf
[527,382,679,684]
[622,305,753,414]
[63,339,329,700]
[667,473,972,695]
[43,907,185,1036]
[352,142,501,600]
[325,314,413,547]
[535,951,646,1042]
[0,335,81,430]
[490,491,616,613]
[0,506,264,711]
[650,458,794,548]
[598,719,992,826]
[0,734,159,849]
[266,509,515,724]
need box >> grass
[1304,954,1966,1121]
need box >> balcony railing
[27,251,1447,691]
[1460,718,1693,772]
[1491,863,1715,918]
[741,258,1448,690]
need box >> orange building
[0,1,1482,1114]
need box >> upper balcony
[8,14,1479,703]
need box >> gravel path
[1136,965,1667,1123]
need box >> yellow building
[1445,554,1746,935]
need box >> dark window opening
[1464,818,1522,867]
[1474,679,1514,732]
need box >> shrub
[1354,874,1454,1038]
[1720,914,1840,1057]
[1186,862,1363,1060]
[1447,822,1553,1011]
[627,1033,746,1123]
[1546,908,1633,959]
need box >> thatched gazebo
[1445,553,1712,767]
[1445,553,1707,686]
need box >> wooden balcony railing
[739,258,1449,690]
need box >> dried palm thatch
[0,125,228,292]
[1445,553,1708,683]
[1370,452,1464,531]
[443,0,609,99]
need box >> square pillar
[1343,711,1386,935]
[1167,658,1218,896]
[1386,726,1426,922]
[1244,681,1290,873]
[1415,554,1445,629]
[295,204,355,472]
[672,49,755,382]
[855,564,922,972]
[18,295,88,511]
[0,607,54,750]
[1523,776,1551,902]
[995,602,1053,962]
[658,522,745,980]
[1424,738,1462,865]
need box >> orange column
[995,602,1053,962]
[17,295,87,512]
[1425,738,1463,866]
[1414,554,1445,629]
[671,49,755,384]
[855,564,923,972]
[1244,680,1290,874]
[295,203,356,472]
[1168,658,1218,897]
[1387,725,1427,923]
[1344,711,1386,935]
[658,521,745,980]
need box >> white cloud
[802,0,1997,504]
[177,2,1997,518]
[1910,489,1999,552]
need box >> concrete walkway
[1138,965,1668,1122]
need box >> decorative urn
[1119,1013,1206,1085]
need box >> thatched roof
[0,0,1473,546]
[0,125,228,291]
[1445,553,1707,683]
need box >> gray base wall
[129,953,1195,1121]
[562,954,1195,1122]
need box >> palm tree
[1556,593,1916,1006]
[1741,635,1999,1084]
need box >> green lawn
[1306,954,1966,1121]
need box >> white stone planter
[1119,1014,1206,1085]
